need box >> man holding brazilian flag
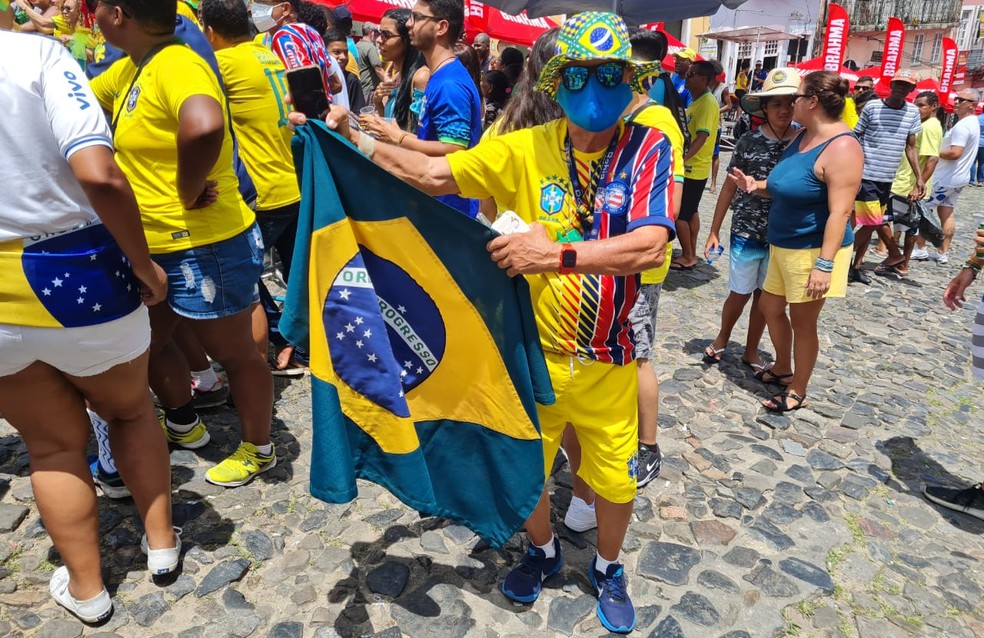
[285,12,675,634]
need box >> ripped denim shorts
[152,222,263,320]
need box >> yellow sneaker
[159,412,210,449]
[205,442,276,487]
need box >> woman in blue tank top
[729,71,863,412]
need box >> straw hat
[535,12,661,98]
[740,68,801,118]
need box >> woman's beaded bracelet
[813,257,835,273]
[965,258,982,274]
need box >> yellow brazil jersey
[892,116,942,197]
[735,71,749,92]
[685,91,719,181]
[630,103,683,285]
[90,45,255,254]
[216,41,300,211]
[447,118,676,364]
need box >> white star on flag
[78,285,87,294]
[416,367,423,374]
[339,289,351,300]
[52,277,63,287]
[363,329,372,338]
[356,340,364,348]
[368,353,378,363]
[398,305,406,313]
[115,270,120,277]
[345,323,355,333]
[398,390,404,398]
[90,254,97,262]
[404,360,412,369]
[400,370,408,378]
[336,332,345,340]
[355,316,364,325]
[77,297,84,304]
[42,288,51,296]
[92,303,101,312]
[63,272,70,278]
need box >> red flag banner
[880,18,905,82]
[938,37,958,97]
[822,4,849,73]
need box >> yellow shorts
[763,245,851,304]
[537,352,638,504]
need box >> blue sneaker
[87,454,130,500]
[500,537,563,603]
[589,558,636,633]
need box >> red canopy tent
[312,0,558,46]
[872,76,939,102]
[792,56,866,84]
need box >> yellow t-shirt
[685,91,719,181]
[91,45,255,254]
[735,71,749,92]
[841,96,859,129]
[892,116,942,197]
[176,0,200,27]
[216,41,300,212]
[630,103,683,285]
[447,119,676,362]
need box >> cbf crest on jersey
[282,122,556,547]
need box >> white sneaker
[141,526,182,576]
[928,250,948,263]
[911,247,930,261]
[564,496,597,532]
[49,566,113,624]
[937,252,949,264]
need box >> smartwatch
[559,243,577,274]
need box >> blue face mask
[556,76,633,133]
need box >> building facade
[955,1,984,89]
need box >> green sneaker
[205,442,276,487]
[159,412,211,449]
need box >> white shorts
[929,184,964,209]
[0,306,150,378]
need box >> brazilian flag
[282,122,554,546]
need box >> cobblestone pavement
[2,161,984,638]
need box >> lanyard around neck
[564,131,620,237]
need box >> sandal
[874,262,905,279]
[703,345,725,364]
[669,261,696,271]
[763,391,808,413]
[754,367,793,386]
[742,359,766,374]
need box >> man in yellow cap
[670,47,695,107]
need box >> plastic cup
[359,106,378,117]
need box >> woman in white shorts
[0,32,178,624]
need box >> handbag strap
[111,41,175,133]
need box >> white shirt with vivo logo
[0,32,112,242]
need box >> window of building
[763,40,779,56]
[909,33,925,66]
[738,41,752,58]
[930,33,943,63]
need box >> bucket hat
[740,68,801,118]
[535,12,661,98]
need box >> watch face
[562,249,577,268]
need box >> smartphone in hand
[286,65,330,120]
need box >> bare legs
[0,353,173,600]
[937,205,955,255]
[758,291,826,406]
[709,289,767,366]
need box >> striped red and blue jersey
[448,119,677,364]
[269,23,334,102]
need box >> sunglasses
[378,30,399,42]
[560,62,626,92]
[954,97,975,104]
[855,85,872,92]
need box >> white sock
[571,495,595,510]
[191,367,220,391]
[88,409,117,474]
[595,553,618,575]
[165,416,198,433]
[255,443,273,456]
[534,535,556,559]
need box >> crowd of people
[2,0,984,633]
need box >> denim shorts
[153,223,264,320]
[729,234,770,295]
[628,283,663,361]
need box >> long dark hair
[495,28,562,134]
[384,8,425,130]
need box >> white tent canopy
[697,25,805,43]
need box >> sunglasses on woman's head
[560,62,625,92]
